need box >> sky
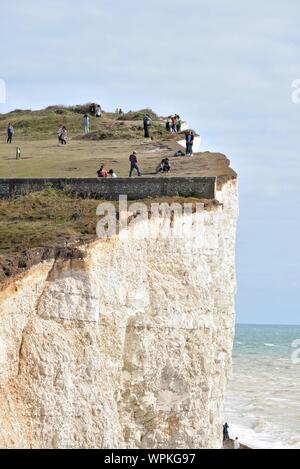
[0,0,299,324]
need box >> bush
[120,109,158,121]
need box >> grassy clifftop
[0,105,186,178]
[0,189,212,283]
[0,105,162,140]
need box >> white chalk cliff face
[0,180,238,449]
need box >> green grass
[0,190,214,257]
[0,108,112,139]
[0,189,99,255]
[0,105,177,178]
[0,106,161,140]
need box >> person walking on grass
[186,130,194,156]
[83,114,90,135]
[129,151,141,177]
[60,126,67,145]
[7,123,14,144]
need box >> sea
[225,324,300,449]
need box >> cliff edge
[0,107,238,449]
[0,181,238,449]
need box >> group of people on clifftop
[5,108,195,179]
[166,114,182,133]
[96,151,142,179]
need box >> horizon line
[237,322,300,327]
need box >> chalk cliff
[0,179,238,449]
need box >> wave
[264,343,276,347]
[228,422,296,449]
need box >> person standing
[186,131,194,156]
[7,123,14,144]
[143,114,152,139]
[234,437,240,450]
[83,114,90,134]
[60,126,67,145]
[176,115,182,132]
[166,118,171,132]
[95,105,102,118]
[90,103,96,115]
[223,423,230,441]
[58,125,63,144]
[129,151,141,177]
[171,115,177,133]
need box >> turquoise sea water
[225,324,300,449]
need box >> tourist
[143,114,152,139]
[60,126,67,145]
[156,158,171,173]
[95,105,102,118]
[89,103,96,115]
[129,151,141,177]
[234,437,240,450]
[176,115,182,133]
[186,130,194,156]
[97,165,108,178]
[171,115,177,133]
[7,123,14,144]
[83,114,90,134]
[108,169,117,178]
[223,423,230,441]
[163,158,170,172]
[58,125,63,144]
[156,159,165,173]
[166,118,171,132]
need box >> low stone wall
[0,177,216,200]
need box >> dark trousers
[7,135,12,144]
[186,143,193,155]
[144,125,150,138]
[129,163,141,177]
